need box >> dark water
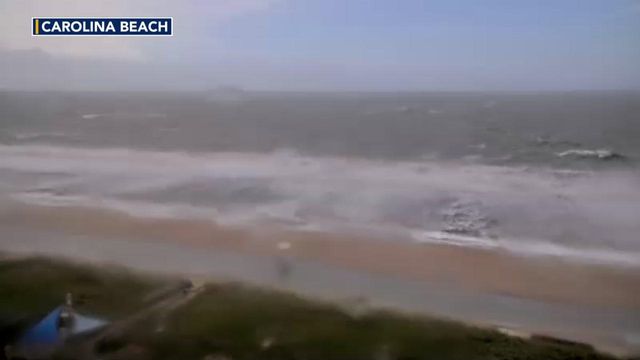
[0,91,639,265]
[1,91,639,167]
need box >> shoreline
[2,202,639,309]
[1,202,640,355]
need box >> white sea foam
[556,149,623,160]
[411,231,640,267]
[81,113,106,120]
[412,230,498,249]
[12,132,73,141]
[14,192,220,220]
[1,144,639,267]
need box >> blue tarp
[17,306,107,352]
[19,306,65,347]
[73,312,107,334]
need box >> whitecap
[556,149,624,160]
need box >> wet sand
[1,202,640,355]
[2,203,638,309]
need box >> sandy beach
[2,202,639,356]
[2,203,639,309]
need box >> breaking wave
[556,149,625,160]
[1,144,640,267]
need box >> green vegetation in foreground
[0,255,619,360]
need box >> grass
[0,255,162,352]
[0,255,621,360]
[0,257,160,317]
[136,285,614,360]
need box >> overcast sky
[1,0,639,91]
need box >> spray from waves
[1,144,640,267]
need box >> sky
[0,0,639,91]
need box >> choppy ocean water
[1,91,639,266]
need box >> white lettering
[157,21,168,33]
[37,18,171,35]
[137,21,148,32]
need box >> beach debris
[7,293,108,359]
[277,241,291,251]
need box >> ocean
[1,90,639,267]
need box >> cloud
[0,0,277,61]
[0,1,637,91]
